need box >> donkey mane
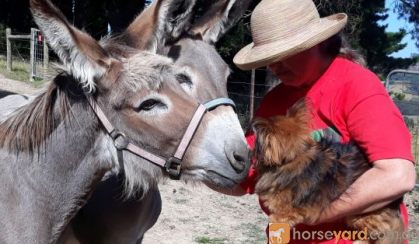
[0,74,76,153]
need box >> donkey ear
[30,0,112,92]
[124,0,197,52]
[189,0,252,44]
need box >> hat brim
[233,13,348,70]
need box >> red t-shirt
[242,57,414,243]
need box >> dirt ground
[0,74,40,96]
[0,76,418,243]
[143,182,419,244]
[143,180,267,244]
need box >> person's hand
[301,209,334,226]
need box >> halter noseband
[86,96,236,179]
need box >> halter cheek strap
[165,98,236,179]
[164,104,207,179]
[86,96,236,180]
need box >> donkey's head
[123,0,252,100]
[121,0,253,189]
[28,0,250,195]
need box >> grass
[0,55,47,87]
[193,222,266,244]
[174,198,188,204]
[194,236,228,244]
[0,55,31,82]
[241,223,267,243]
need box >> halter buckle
[110,131,129,150]
[165,157,182,180]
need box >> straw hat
[233,0,347,70]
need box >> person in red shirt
[209,0,417,243]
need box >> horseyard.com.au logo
[268,223,291,244]
[268,223,419,243]
[268,223,369,243]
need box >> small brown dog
[252,101,404,244]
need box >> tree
[54,0,145,38]
[0,0,146,40]
[357,1,416,75]
[394,0,419,48]
[0,0,33,33]
[315,0,364,45]
[314,0,417,76]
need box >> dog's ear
[252,117,285,165]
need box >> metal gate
[30,28,49,81]
[386,69,419,189]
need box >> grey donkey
[0,0,250,243]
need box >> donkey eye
[136,99,165,112]
[176,73,193,85]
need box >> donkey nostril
[234,153,245,165]
[230,152,246,173]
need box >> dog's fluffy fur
[252,101,404,243]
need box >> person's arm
[312,158,416,225]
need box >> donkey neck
[0,96,118,243]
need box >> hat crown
[251,0,320,46]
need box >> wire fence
[227,68,272,129]
[0,28,51,83]
[0,38,32,82]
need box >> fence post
[30,28,36,82]
[249,69,255,121]
[6,28,12,72]
[43,35,48,71]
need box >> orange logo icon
[269,223,290,244]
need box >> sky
[382,0,419,58]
